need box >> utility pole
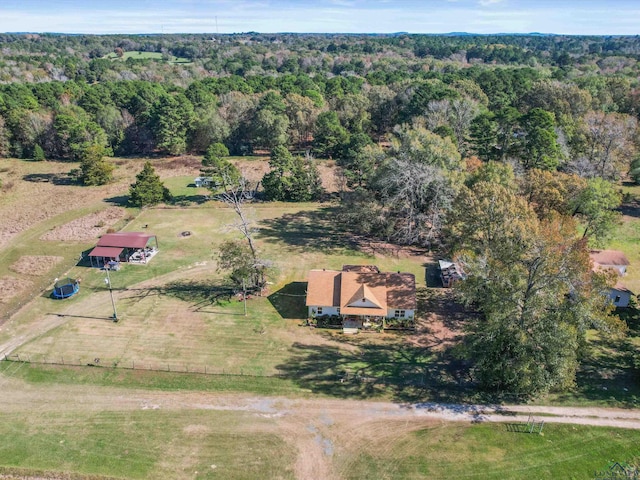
[242,278,247,316]
[105,268,118,322]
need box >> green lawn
[0,410,294,479]
[163,175,210,204]
[339,422,640,480]
[0,405,638,480]
[103,51,191,64]
[6,204,427,385]
[4,197,640,406]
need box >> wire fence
[2,353,282,379]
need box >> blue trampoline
[52,278,79,299]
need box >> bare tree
[449,98,479,155]
[217,175,270,291]
[425,99,451,131]
[379,158,455,248]
[579,111,637,180]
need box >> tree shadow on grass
[171,194,210,206]
[553,310,640,408]
[276,338,485,403]
[22,172,77,185]
[124,280,238,313]
[257,206,358,254]
[424,261,442,288]
[268,282,308,319]
[104,195,129,207]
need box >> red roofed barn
[88,232,159,267]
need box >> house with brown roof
[590,250,630,276]
[306,265,416,333]
[589,249,633,307]
[88,232,159,267]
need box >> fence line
[1,353,427,387]
[2,353,282,379]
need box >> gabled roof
[345,283,383,308]
[97,232,155,249]
[613,283,633,294]
[589,250,630,267]
[306,265,416,314]
[386,272,417,310]
[341,272,387,315]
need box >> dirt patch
[354,237,431,260]
[9,256,63,276]
[0,277,33,304]
[40,207,126,242]
[0,157,200,252]
[411,315,464,351]
[408,290,469,351]
[183,424,211,436]
[235,160,270,185]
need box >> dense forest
[1,32,639,397]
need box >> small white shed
[194,176,213,187]
[610,285,632,308]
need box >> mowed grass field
[0,409,295,479]
[6,202,428,378]
[1,157,640,406]
[0,397,638,480]
[103,50,191,64]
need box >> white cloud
[478,0,506,6]
[0,0,638,35]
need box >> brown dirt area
[409,289,470,351]
[354,237,431,260]
[40,207,126,242]
[0,157,202,252]
[9,256,63,276]
[0,277,33,304]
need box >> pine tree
[129,161,172,207]
[78,143,114,186]
[201,143,240,190]
[32,144,45,162]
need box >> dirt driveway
[2,372,640,480]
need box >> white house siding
[609,289,631,308]
[309,306,340,317]
[607,265,627,276]
[385,309,415,319]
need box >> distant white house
[589,250,630,276]
[610,285,632,308]
[590,250,633,308]
[194,176,214,188]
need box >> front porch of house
[342,315,385,334]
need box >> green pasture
[0,404,638,480]
[6,203,429,392]
[0,409,294,480]
[338,422,640,480]
[103,51,191,64]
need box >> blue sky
[0,0,638,35]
